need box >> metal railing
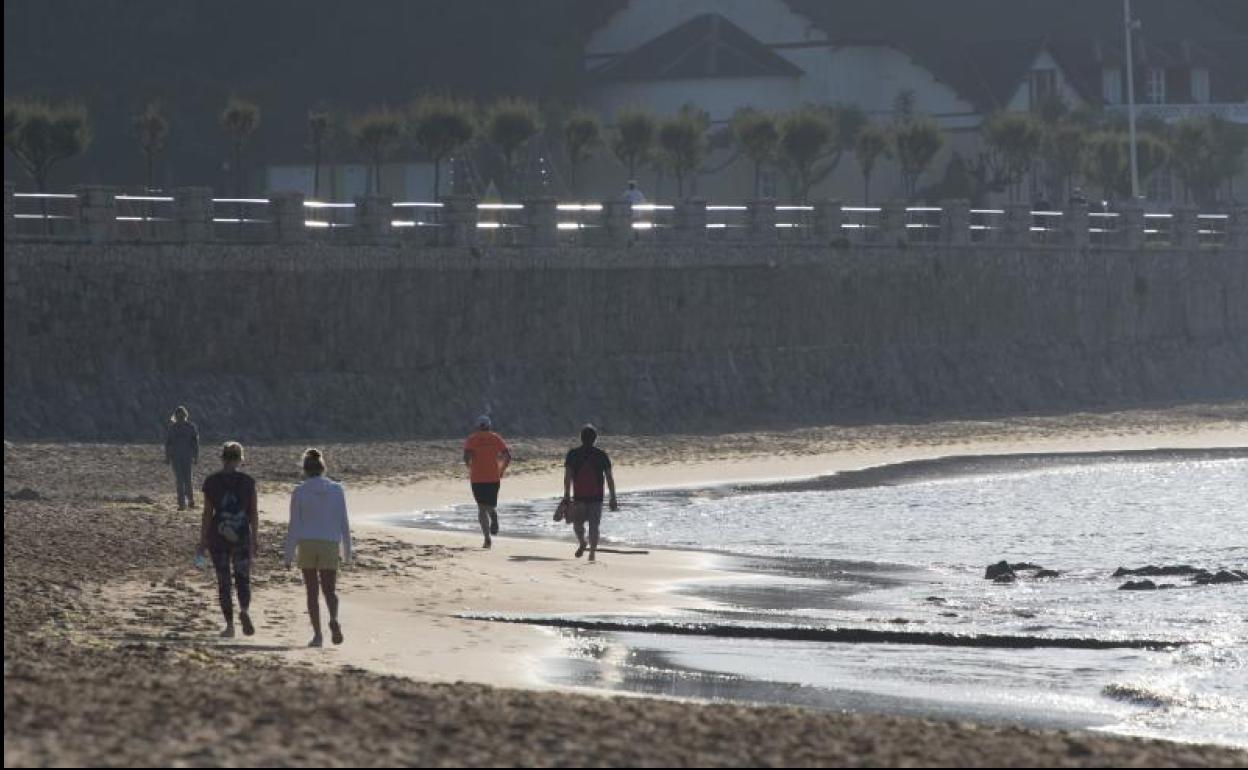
[3,184,1244,251]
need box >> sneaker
[239,611,255,637]
[178,503,187,511]
[329,620,344,646]
[575,544,586,559]
[220,624,235,639]
[308,635,323,648]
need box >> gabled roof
[591,13,804,82]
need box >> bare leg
[588,513,600,562]
[320,569,343,644]
[477,504,492,548]
[572,511,587,559]
[302,568,323,646]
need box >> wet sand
[6,403,1248,767]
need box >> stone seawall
[4,241,1247,440]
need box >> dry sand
[6,403,1248,767]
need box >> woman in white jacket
[285,449,353,647]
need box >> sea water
[406,452,1248,747]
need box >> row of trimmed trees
[6,94,1247,205]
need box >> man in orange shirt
[462,415,512,549]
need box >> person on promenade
[563,424,618,562]
[284,449,352,648]
[463,415,511,549]
[621,180,646,206]
[164,406,200,510]
[198,441,258,639]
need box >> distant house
[578,0,1248,204]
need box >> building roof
[783,0,1248,108]
[591,13,804,82]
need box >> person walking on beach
[563,424,617,562]
[463,415,511,549]
[198,441,258,639]
[284,449,352,648]
[164,406,200,510]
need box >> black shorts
[471,482,500,507]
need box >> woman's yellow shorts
[297,539,341,570]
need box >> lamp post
[1124,0,1141,200]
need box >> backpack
[214,476,249,545]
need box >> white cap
[476,414,492,429]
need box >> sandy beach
[6,403,1248,767]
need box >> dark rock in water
[1010,562,1044,571]
[1196,570,1245,585]
[1158,584,1177,590]
[1119,580,1158,591]
[1234,570,1248,581]
[924,596,947,605]
[993,574,1017,584]
[7,487,42,501]
[1035,570,1062,579]
[940,612,959,618]
[985,561,1015,580]
[1114,565,1201,578]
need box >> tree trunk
[433,157,441,200]
[146,151,155,191]
[313,143,322,199]
[754,160,761,199]
[863,172,871,205]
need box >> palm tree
[611,106,657,182]
[410,95,476,199]
[778,108,833,202]
[731,108,779,199]
[485,97,542,197]
[4,98,92,192]
[854,122,891,204]
[562,109,601,197]
[350,108,404,195]
[1082,132,1127,201]
[307,109,332,199]
[1043,121,1088,202]
[892,116,943,199]
[657,109,708,199]
[133,102,168,191]
[219,98,260,197]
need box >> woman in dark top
[198,441,258,639]
[164,406,200,510]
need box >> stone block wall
[4,241,1247,440]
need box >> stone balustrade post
[439,195,478,246]
[4,181,15,242]
[75,185,117,243]
[747,199,777,242]
[877,200,907,244]
[524,197,557,246]
[174,187,213,243]
[355,195,394,244]
[1062,200,1089,248]
[1226,206,1248,250]
[1003,202,1033,246]
[1118,203,1145,250]
[940,200,971,246]
[268,191,307,243]
[602,200,633,245]
[812,199,843,243]
[1170,205,1199,249]
[676,198,707,242]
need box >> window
[1146,67,1166,104]
[1102,67,1122,104]
[1030,69,1058,110]
[1191,68,1210,104]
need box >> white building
[577,0,1248,205]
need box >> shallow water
[405,451,1248,747]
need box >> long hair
[171,406,189,424]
